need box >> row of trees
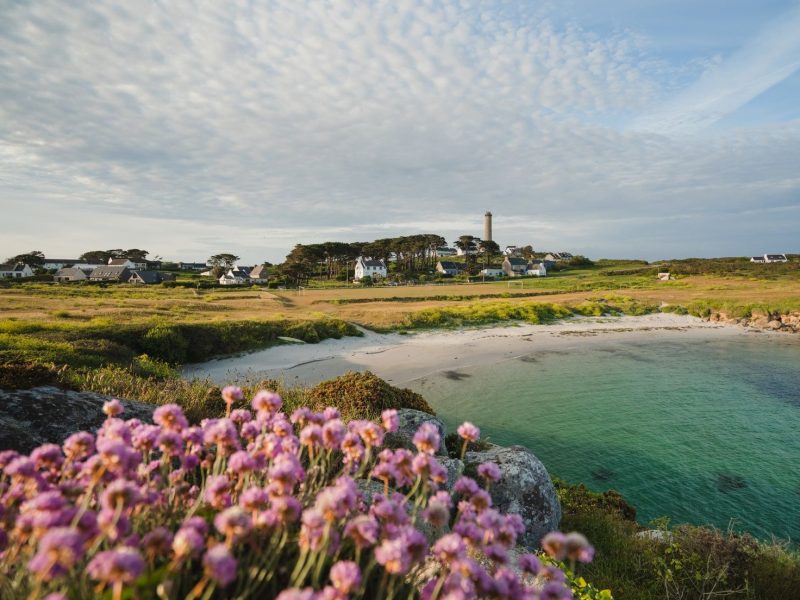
[276,234,507,284]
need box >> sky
[1,0,799,263]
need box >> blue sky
[1,0,798,263]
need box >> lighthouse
[484,211,493,242]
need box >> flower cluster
[0,389,600,599]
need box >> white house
[219,266,252,285]
[0,263,34,279]
[502,257,528,277]
[43,259,80,270]
[525,262,547,277]
[354,257,387,281]
[456,246,478,256]
[750,256,766,264]
[108,257,148,270]
[764,254,788,263]
[479,268,505,277]
[503,246,522,257]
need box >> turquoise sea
[408,332,800,541]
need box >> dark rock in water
[591,467,615,482]
[517,355,538,363]
[717,473,748,493]
[465,444,561,549]
[0,386,154,454]
[384,408,448,457]
[441,370,470,381]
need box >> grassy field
[3,260,798,330]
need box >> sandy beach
[182,313,752,386]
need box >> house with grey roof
[54,267,90,282]
[502,257,528,277]
[249,264,270,283]
[108,257,148,270]
[89,265,131,282]
[354,257,387,281]
[128,271,162,284]
[0,263,34,279]
[436,261,465,276]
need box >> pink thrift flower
[433,533,466,563]
[518,553,542,575]
[103,399,124,417]
[222,386,244,407]
[541,531,568,561]
[63,431,94,461]
[565,531,595,563]
[457,421,480,442]
[86,547,145,585]
[203,544,237,587]
[381,409,399,433]
[477,462,502,482]
[172,527,205,559]
[214,506,252,542]
[329,560,361,594]
[28,527,84,579]
[252,390,282,413]
[412,423,440,455]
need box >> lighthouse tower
[484,211,493,242]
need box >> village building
[177,261,208,271]
[249,264,270,283]
[354,257,387,281]
[0,263,34,279]
[764,254,788,263]
[544,252,574,262]
[108,257,148,270]
[479,268,505,278]
[436,261,465,276]
[42,259,80,270]
[502,257,528,277]
[503,246,523,257]
[750,256,766,263]
[89,265,131,282]
[526,262,547,277]
[219,265,253,285]
[128,271,168,285]
[53,267,90,282]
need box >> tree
[7,250,44,266]
[479,240,501,269]
[521,245,535,260]
[208,254,240,270]
[80,250,112,263]
[124,249,149,261]
[454,235,480,274]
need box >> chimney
[484,211,493,242]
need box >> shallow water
[408,333,800,541]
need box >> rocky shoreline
[704,310,800,333]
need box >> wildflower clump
[0,391,606,599]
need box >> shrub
[141,324,189,364]
[307,371,434,420]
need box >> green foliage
[402,301,574,329]
[660,256,799,279]
[141,325,189,363]
[556,480,800,599]
[307,371,434,420]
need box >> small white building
[479,268,505,277]
[108,257,148,270]
[0,263,34,279]
[763,254,788,263]
[354,257,387,281]
[503,246,523,257]
[43,259,80,271]
[219,266,252,285]
[525,263,547,277]
[249,264,270,283]
[456,246,478,256]
[750,256,766,263]
[657,272,671,281]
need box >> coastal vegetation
[556,481,800,599]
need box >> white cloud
[0,0,798,262]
